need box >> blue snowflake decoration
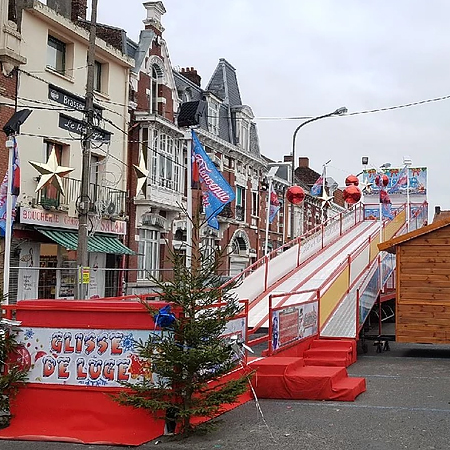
[84,378,108,387]
[121,333,135,353]
[24,329,34,339]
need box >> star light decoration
[359,179,373,194]
[319,189,333,209]
[29,146,74,196]
[133,150,149,196]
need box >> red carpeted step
[309,339,355,350]
[304,355,350,367]
[329,377,366,401]
[249,356,305,375]
[307,339,357,365]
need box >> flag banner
[380,188,394,220]
[388,166,408,194]
[363,167,427,196]
[310,169,324,196]
[192,130,235,229]
[0,137,19,236]
[268,190,280,224]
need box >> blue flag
[310,169,324,196]
[191,130,235,229]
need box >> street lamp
[290,106,347,240]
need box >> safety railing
[227,203,365,305]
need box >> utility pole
[76,0,98,299]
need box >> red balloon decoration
[343,185,362,205]
[286,186,305,204]
[375,174,389,187]
[345,175,359,186]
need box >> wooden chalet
[379,216,450,344]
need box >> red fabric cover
[252,338,365,402]
[0,385,165,446]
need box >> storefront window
[38,244,58,299]
[138,228,160,280]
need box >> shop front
[16,207,132,301]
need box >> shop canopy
[36,228,134,255]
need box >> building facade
[2,0,135,301]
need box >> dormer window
[233,106,253,152]
[207,98,219,135]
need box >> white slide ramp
[247,220,380,329]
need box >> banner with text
[271,301,319,352]
[17,327,171,387]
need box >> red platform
[250,338,366,402]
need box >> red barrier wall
[0,299,167,446]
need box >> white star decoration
[319,189,333,208]
[359,179,373,194]
[133,150,149,196]
[29,146,74,196]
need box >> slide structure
[226,203,427,402]
[231,204,416,338]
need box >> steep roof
[206,58,242,106]
[378,216,450,253]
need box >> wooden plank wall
[397,225,450,343]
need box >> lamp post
[290,107,347,240]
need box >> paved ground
[2,340,450,449]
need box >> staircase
[250,338,365,402]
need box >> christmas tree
[115,225,249,435]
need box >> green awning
[36,228,134,255]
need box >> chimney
[298,157,309,168]
[435,206,441,216]
[180,67,201,87]
[143,1,166,33]
[71,0,87,21]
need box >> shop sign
[20,207,127,235]
[17,327,170,387]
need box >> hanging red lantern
[375,174,389,187]
[345,175,359,186]
[343,185,362,205]
[286,186,305,204]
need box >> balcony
[34,177,126,218]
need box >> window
[148,129,182,192]
[208,99,219,135]
[238,120,250,151]
[94,61,102,92]
[236,186,245,222]
[150,65,161,114]
[47,36,66,74]
[251,191,259,216]
[138,229,160,279]
[139,127,149,197]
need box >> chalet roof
[378,216,450,253]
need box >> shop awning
[36,228,134,255]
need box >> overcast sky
[98,0,450,216]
